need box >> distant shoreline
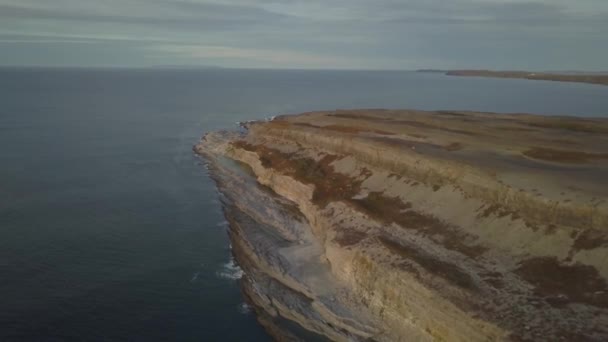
[418,69,608,86]
[417,69,608,86]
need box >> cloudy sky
[1,0,607,70]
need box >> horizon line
[1,65,607,73]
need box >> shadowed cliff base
[196,109,608,341]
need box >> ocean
[1,67,607,341]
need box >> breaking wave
[238,302,252,315]
[216,257,244,280]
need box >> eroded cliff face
[195,109,608,341]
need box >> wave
[238,302,252,315]
[216,257,244,280]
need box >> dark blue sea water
[1,68,607,341]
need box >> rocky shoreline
[195,109,608,341]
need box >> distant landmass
[414,69,447,73]
[151,65,224,69]
[417,69,608,86]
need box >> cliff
[195,109,608,341]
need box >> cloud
[150,43,343,65]
[147,43,409,69]
[0,0,607,69]
[0,1,284,31]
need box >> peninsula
[196,109,608,341]
[419,69,608,86]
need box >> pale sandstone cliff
[195,109,608,341]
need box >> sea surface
[1,67,607,341]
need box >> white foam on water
[216,220,228,227]
[216,258,244,280]
[238,302,252,315]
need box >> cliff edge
[195,109,608,341]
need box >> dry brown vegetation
[526,120,608,134]
[550,138,578,146]
[351,192,487,258]
[444,142,464,151]
[522,147,608,163]
[264,119,292,128]
[369,136,418,149]
[324,124,394,135]
[235,139,489,260]
[333,229,368,247]
[349,192,410,216]
[515,257,608,308]
[572,229,608,252]
[328,113,383,120]
[406,133,428,139]
[330,113,479,136]
[378,236,477,290]
[477,204,518,219]
[385,119,477,136]
[436,111,468,117]
[292,122,394,135]
[368,136,464,155]
[232,140,363,208]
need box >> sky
[0,0,607,70]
